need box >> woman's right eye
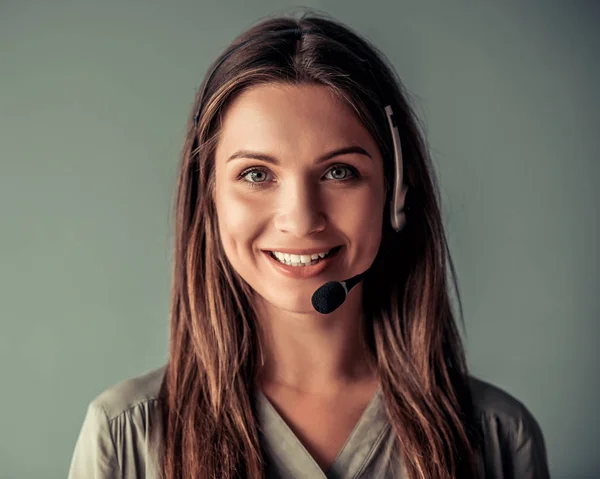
[238,167,271,187]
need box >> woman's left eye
[324,165,356,181]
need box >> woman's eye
[241,168,271,184]
[324,165,356,181]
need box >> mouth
[265,245,342,266]
[262,245,343,278]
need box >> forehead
[215,83,378,159]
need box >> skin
[213,83,386,397]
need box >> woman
[68,11,550,479]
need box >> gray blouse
[67,365,550,478]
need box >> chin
[260,290,317,315]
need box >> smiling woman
[67,9,550,479]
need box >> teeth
[271,248,334,266]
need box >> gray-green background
[1,1,598,477]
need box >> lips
[263,245,343,279]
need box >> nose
[272,180,326,237]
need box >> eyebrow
[226,145,372,165]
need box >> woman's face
[213,83,386,314]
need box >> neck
[254,283,378,395]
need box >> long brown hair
[158,9,483,479]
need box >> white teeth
[271,248,334,266]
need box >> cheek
[335,184,385,259]
[362,195,384,245]
[215,186,265,252]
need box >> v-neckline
[255,384,390,479]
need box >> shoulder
[90,363,167,421]
[68,364,168,478]
[468,375,543,439]
[468,376,550,478]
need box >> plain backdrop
[1,1,598,478]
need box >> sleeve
[510,405,551,479]
[67,401,122,479]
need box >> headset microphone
[311,271,367,314]
[311,104,407,314]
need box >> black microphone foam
[311,272,365,314]
[311,281,347,314]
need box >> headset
[191,27,410,313]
